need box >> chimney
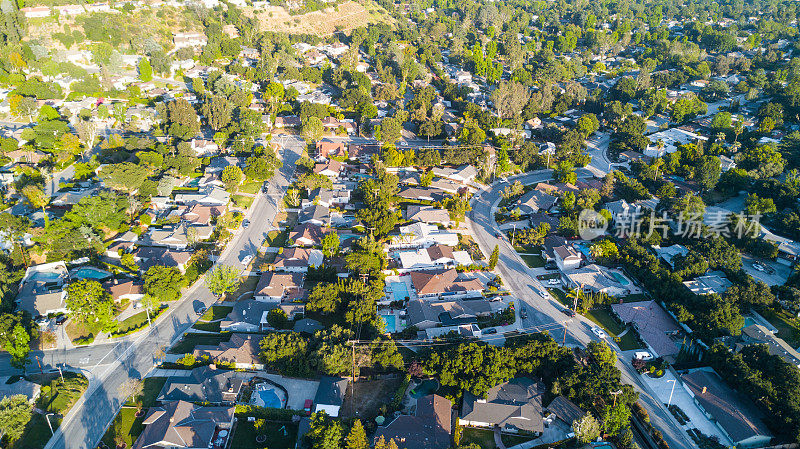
[701,386,707,395]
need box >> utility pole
[511,223,516,247]
[563,327,567,346]
[611,389,623,406]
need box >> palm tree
[567,287,585,312]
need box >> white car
[592,327,608,339]
[634,351,654,361]
[548,279,560,285]
[752,263,765,272]
[240,255,254,266]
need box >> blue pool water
[409,379,439,398]
[381,315,397,333]
[35,272,63,282]
[743,316,756,328]
[574,242,592,258]
[338,233,361,242]
[255,388,282,408]
[389,282,410,301]
[611,272,630,286]
[70,267,112,281]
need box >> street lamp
[666,379,677,407]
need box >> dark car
[484,328,498,334]
[495,231,503,238]
[304,399,313,415]
[55,315,68,325]
[196,306,207,316]
[562,308,576,317]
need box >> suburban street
[0,136,306,449]
[467,170,696,449]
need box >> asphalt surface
[14,135,306,449]
[468,170,696,449]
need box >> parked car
[55,315,68,325]
[562,308,576,317]
[592,327,608,339]
[242,219,250,228]
[520,308,528,319]
[484,328,498,334]
[547,279,560,285]
[304,399,313,416]
[196,306,207,316]
[35,317,49,327]
[240,254,254,266]
[752,262,765,272]
[495,231,503,238]
[633,351,654,361]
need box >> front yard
[13,373,89,449]
[585,308,643,351]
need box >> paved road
[468,171,696,449]
[15,136,306,449]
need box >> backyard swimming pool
[70,267,112,281]
[381,314,397,333]
[251,383,285,409]
[611,271,630,286]
[388,282,410,301]
[410,379,439,398]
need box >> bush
[234,405,303,421]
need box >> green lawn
[111,308,165,338]
[168,333,231,354]
[620,293,649,303]
[13,373,90,449]
[101,407,145,449]
[65,319,104,345]
[759,307,800,347]
[586,308,642,351]
[239,180,263,195]
[513,244,541,254]
[501,433,536,447]
[192,321,221,332]
[266,230,289,247]
[461,428,497,449]
[200,305,233,321]
[520,254,545,268]
[549,288,571,307]
[232,194,254,209]
[229,419,298,449]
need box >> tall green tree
[489,245,500,269]
[205,264,241,297]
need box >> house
[254,272,305,303]
[554,245,582,271]
[407,298,493,329]
[182,204,225,226]
[611,301,683,361]
[738,324,800,369]
[313,160,343,178]
[396,245,471,271]
[542,236,567,264]
[20,6,51,17]
[546,396,585,427]
[272,248,324,272]
[374,394,453,449]
[132,401,234,449]
[157,366,245,404]
[719,155,736,172]
[314,377,348,417]
[405,205,452,226]
[680,369,773,448]
[460,378,545,434]
[320,117,356,134]
[315,140,346,158]
[391,223,459,249]
[603,199,634,221]
[761,232,800,266]
[103,279,144,303]
[424,323,482,340]
[172,32,208,48]
[305,188,351,209]
[220,300,304,333]
[683,271,732,295]
[174,185,230,207]
[289,223,332,247]
[298,205,331,227]
[561,264,629,296]
[515,190,557,214]
[273,115,302,128]
[192,333,263,369]
[432,165,478,184]
[132,247,192,273]
[189,139,219,157]
[652,244,689,269]
[51,187,100,208]
[15,262,69,317]
[644,127,708,158]
[410,269,483,299]
[397,186,448,203]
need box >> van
[634,351,653,361]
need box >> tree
[379,117,402,144]
[99,162,149,193]
[245,153,282,181]
[65,279,116,330]
[267,308,289,329]
[143,266,186,303]
[22,185,48,225]
[602,402,631,437]
[489,245,499,269]
[321,233,340,258]
[221,165,244,191]
[205,264,241,297]
[576,114,600,138]
[259,332,311,376]
[491,80,530,120]
[138,57,153,82]
[573,413,601,444]
[307,412,343,449]
[696,155,721,191]
[166,99,200,140]
[554,161,577,184]
[308,283,342,314]
[345,420,369,449]
[302,116,324,141]
[202,96,234,131]
[0,395,32,442]
[6,323,30,368]
[440,194,471,226]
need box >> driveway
[261,374,319,410]
[741,254,791,286]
